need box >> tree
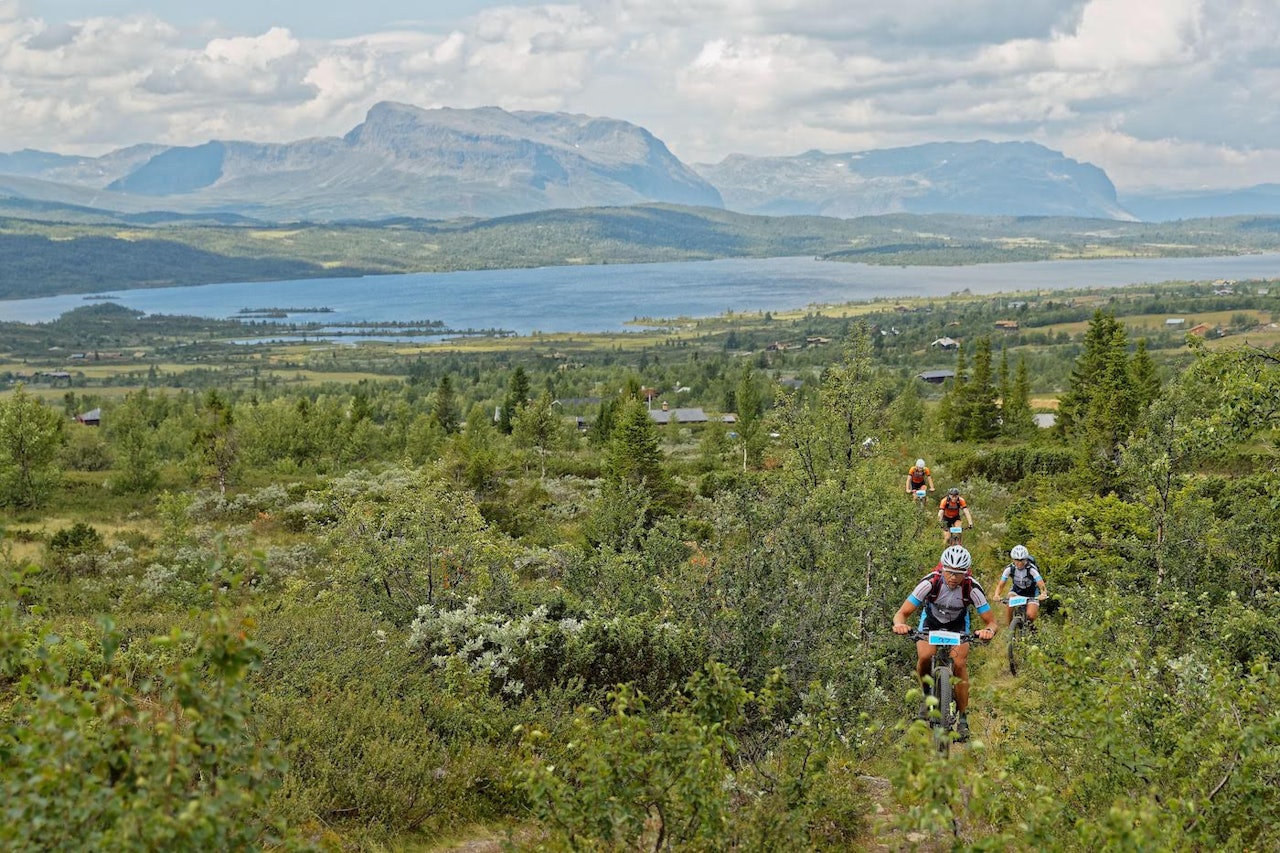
[961,336,1000,440]
[604,397,676,518]
[1058,311,1137,491]
[0,384,66,508]
[1128,338,1162,413]
[106,389,160,494]
[1001,355,1036,438]
[939,342,969,441]
[498,367,530,435]
[193,390,238,495]
[431,375,461,435]
[512,390,570,479]
[734,365,766,468]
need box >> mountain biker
[905,458,935,497]
[892,545,996,740]
[938,487,974,545]
[992,544,1047,626]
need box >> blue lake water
[2,254,1278,338]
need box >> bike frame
[905,628,983,756]
[1003,595,1029,675]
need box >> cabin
[930,337,960,349]
[1165,318,1186,328]
[1188,323,1213,336]
[648,406,735,425]
[75,408,101,426]
[917,369,956,385]
[994,320,1020,331]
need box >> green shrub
[0,587,293,851]
[952,444,1075,482]
[45,521,105,579]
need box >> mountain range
[1,101,1276,224]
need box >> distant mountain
[695,141,1134,220]
[0,103,722,221]
[1120,185,1280,221]
[0,108,1173,222]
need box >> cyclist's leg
[1026,599,1040,622]
[915,641,933,682]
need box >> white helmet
[940,545,972,571]
[916,458,926,468]
[1010,545,1029,560]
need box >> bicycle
[1002,595,1029,675]
[912,487,929,508]
[901,628,987,757]
[944,525,967,546]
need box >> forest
[1,274,1279,851]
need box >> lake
[2,254,1278,339]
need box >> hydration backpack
[923,568,980,609]
[941,495,962,518]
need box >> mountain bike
[913,487,929,508]
[944,525,966,546]
[902,629,986,757]
[1002,595,1030,675]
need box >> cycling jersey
[908,576,991,628]
[1000,559,1043,597]
[939,495,967,520]
[908,466,931,487]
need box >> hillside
[3,207,1280,299]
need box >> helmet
[948,487,960,496]
[940,545,972,571]
[1010,545,1029,560]
[916,458,926,468]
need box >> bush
[952,444,1075,483]
[0,592,292,850]
[46,521,105,579]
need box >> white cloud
[0,0,1279,189]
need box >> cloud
[0,0,1278,190]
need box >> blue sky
[5,0,1280,191]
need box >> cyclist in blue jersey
[892,545,996,739]
[992,544,1047,626]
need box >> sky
[3,0,1278,192]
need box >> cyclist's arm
[963,507,974,527]
[892,598,919,634]
[905,476,913,493]
[975,607,997,639]
[926,476,935,491]
[992,578,1008,599]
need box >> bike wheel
[933,667,953,757]
[1008,616,1023,675]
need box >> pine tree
[498,367,531,434]
[1129,338,1162,412]
[940,343,969,441]
[964,336,1000,440]
[431,375,460,435]
[1001,356,1036,438]
[606,398,665,487]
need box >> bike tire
[1008,616,1023,676]
[933,667,953,757]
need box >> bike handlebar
[900,628,990,645]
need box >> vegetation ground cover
[1,270,1278,851]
